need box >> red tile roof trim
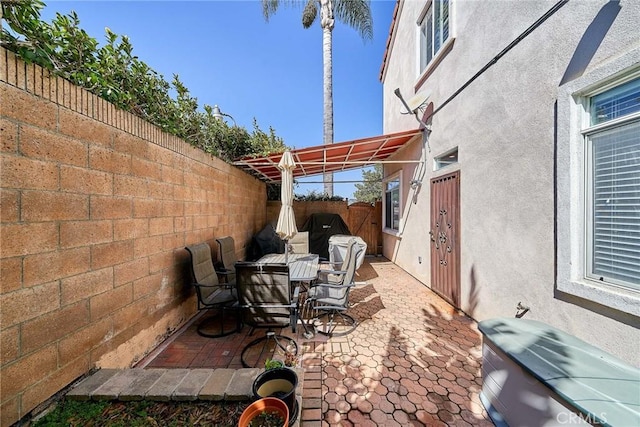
[379,0,402,83]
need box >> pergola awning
[233,128,423,183]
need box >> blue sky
[40,0,397,199]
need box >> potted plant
[252,368,298,424]
[238,397,289,427]
[264,358,284,370]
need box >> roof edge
[379,0,403,83]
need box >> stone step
[67,367,278,401]
[65,367,304,426]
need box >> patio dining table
[257,253,319,283]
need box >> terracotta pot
[238,397,289,427]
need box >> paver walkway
[137,257,493,426]
[297,258,493,426]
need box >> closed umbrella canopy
[276,151,298,242]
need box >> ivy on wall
[0,0,288,162]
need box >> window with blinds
[585,77,640,290]
[384,174,401,232]
[419,0,450,73]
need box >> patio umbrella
[275,151,298,263]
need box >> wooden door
[430,171,461,307]
[347,202,381,255]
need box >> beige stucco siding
[381,0,640,365]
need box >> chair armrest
[196,279,234,290]
[318,269,347,275]
[193,282,237,307]
[313,282,355,289]
[241,303,296,309]
[215,269,235,286]
[192,281,221,289]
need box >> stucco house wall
[380,0,639,365]
[0,48,266,425]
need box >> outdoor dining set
[184,233,365,369]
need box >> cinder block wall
[0,48,266,425]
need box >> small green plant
[264,358,284,370]
[248,410,284,427]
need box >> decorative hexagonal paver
[355,399,373,414]
[335,400,351,414]
[306,258,492,425]
[392,409,410,424]
[369,409,388,424]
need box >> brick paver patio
[138,257,493,426]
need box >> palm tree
[262,0,373,196]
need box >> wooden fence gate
[347,202,382,255]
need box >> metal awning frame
[233,128,424,184]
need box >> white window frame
[417,0,454,79]
[383,171,403,235]
[584,85,640,288]
[557,46,640,317]
[434,147,458,171]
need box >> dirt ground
[32,399,246,427]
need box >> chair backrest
[235,263,292,328]
[216,236,237,281]
[288,231,309,254]
[185,243,220,302]
[338,239,359,288]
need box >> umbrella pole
[284,239,289,264]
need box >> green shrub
[0,0,288,163]
[296,190,345,202]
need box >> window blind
[418,0,449,73]
[385,179,400,230]
[441,0,450,46]
[591,78,640,124]
[590,119,640,288]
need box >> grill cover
[328,235,367,270]
[301,213,351,259]
[249,224,285,260]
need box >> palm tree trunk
[321,0,334,197]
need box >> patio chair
[304,238,360,337]
[185,243,241,338]
[216,236,238,284]
[235,262,301,368]
[316,234,357,285]
[288,231,309,254]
